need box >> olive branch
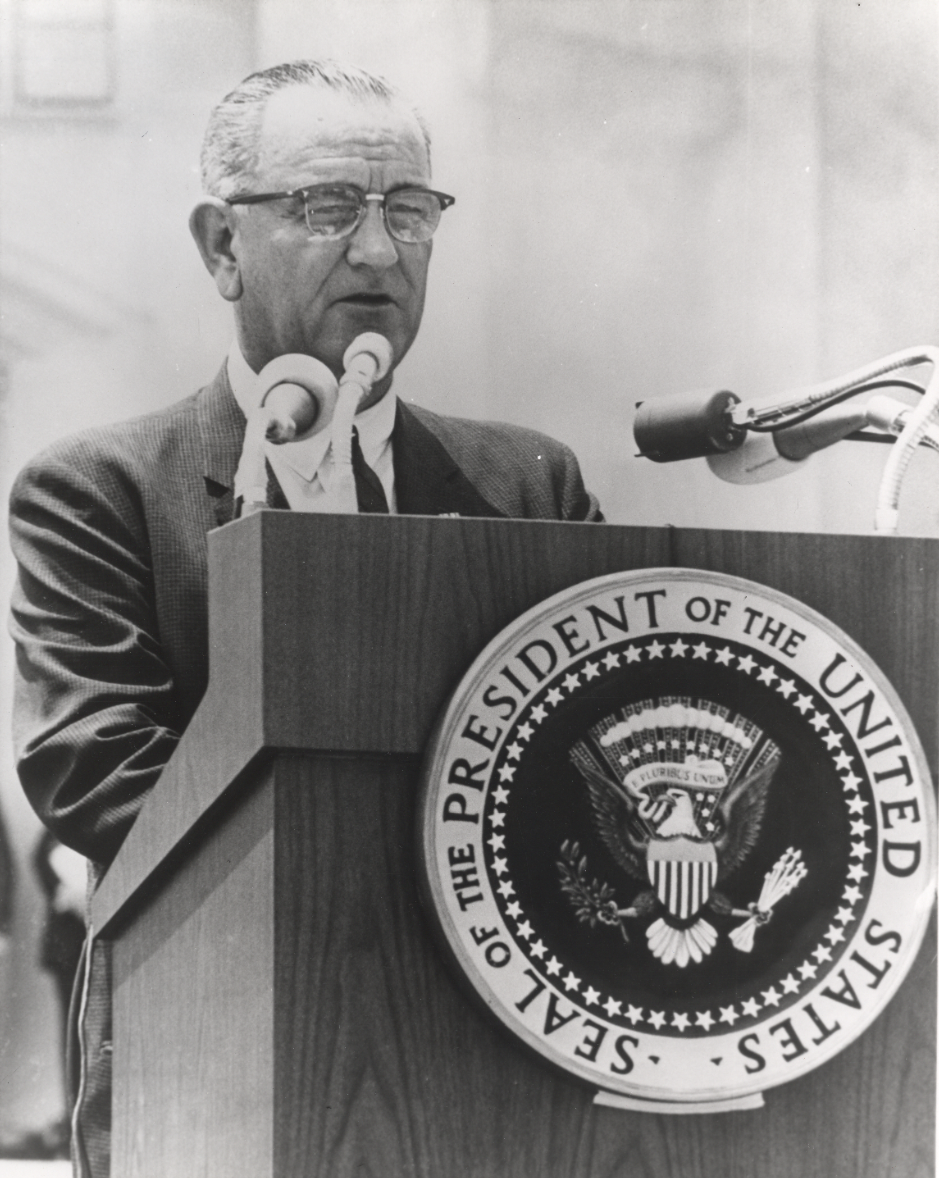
[557,840,630,941]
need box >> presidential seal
[418,569,936,1109]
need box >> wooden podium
[92,513,937,1178]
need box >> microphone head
[634,388,745,462]
[341,333,394,382]
[257,354,338,442]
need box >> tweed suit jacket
[10,363,601,872]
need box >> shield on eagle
[647,836,718,920]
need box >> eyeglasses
[228,183,455,244]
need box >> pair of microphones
[258,332,394,443]
[234,332,393,514]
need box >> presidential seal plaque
[418,569,936,1111]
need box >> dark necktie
[351,427,389,513]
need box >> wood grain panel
[255,512,675,753]
[112,772,276,1178]
[97,519,938,933]
[269,755,934,1178]
[94,521,269,933]
[273,754,597,1178]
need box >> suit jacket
[10,363,601,874]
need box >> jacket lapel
[198,365,245,527]
[393,401,505,518]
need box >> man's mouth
[339,293,395,307]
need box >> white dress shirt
[227,341,398,513]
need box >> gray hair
[200,59,432,199]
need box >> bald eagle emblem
[563,698,807,967]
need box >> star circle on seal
[418,569,936,1107]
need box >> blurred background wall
[0,0,936,1139]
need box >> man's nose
[345,201,398,269]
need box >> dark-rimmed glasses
[228,183,455,244]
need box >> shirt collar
[226,340,398,483]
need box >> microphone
[338,333,394,406]
[234,336,395,517]
[633,386,865,481]
[633,388,746,463]
[633,345,939,532]
[634,382,937,485]
[234,354,339,513]
[331,333,395,513]
[256,353,339,443]
[634,383,886,465]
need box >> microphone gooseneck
[330,333,395,513]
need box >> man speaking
[9,60,601,1176]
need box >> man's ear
[189,198,243,302]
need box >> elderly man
[9,60,601,1177]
